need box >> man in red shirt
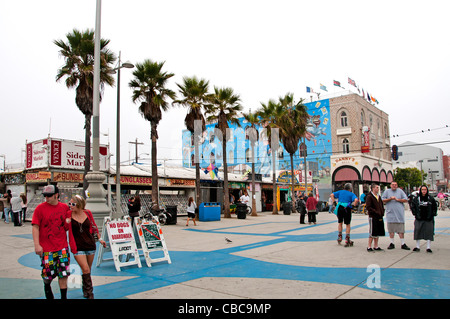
[32,185,70,299]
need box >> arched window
[361,110,365,127]
[340,111,348,127]
[342,138,350,154]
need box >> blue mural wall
[181,99,332,188]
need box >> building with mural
[182,93,394,204]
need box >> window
[361,111,365,127]
[384,123,388,139]
[342,138,350,154]
[340,111,348,127]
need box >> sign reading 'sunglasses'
[26,137,109,171]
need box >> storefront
[331,155,394,196]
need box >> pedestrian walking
[305,193,318,224]
[20,193,27,224]
[381,181,410,250]
[186,197,197,226]
[127,195,141,228]
[2,190,12,223]
[10,192,22,227]
[365,184,385,251]
[411,185,438,253]
[298,194,307,224]
[31,185,70,299]
[330,183,359,247]
[67,195,106,298]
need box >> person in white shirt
[239,190,250,206]
[186,197,197,226]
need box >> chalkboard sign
[135,216,171,267]
[140,223,163,249]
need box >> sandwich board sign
[96,217,142,272]
[135,216,171,267]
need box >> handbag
[85,209,99,240]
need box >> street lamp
[108,51,134,219]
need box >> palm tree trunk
[151,122,159,208]
[251,143,257,216]
[83,114,92,197]
[222,137,231,218]
[194,136,201,205]
[290,153,297,213]
[272,149,278,214]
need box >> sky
[1,0,449,170]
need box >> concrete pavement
[1,208,449,300]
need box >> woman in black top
[411,185,437,253]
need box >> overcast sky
[1,0,449,170]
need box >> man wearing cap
[32,185,71,299]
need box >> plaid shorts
[40,247,70,280]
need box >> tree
[257,99,284,214]
[242,111,259,216]
[277,93,308,209]
[55,28,116,194]
[173,76,211,209]
[205,87,242,218]
[129,59,176,208]
[393,167,424,193]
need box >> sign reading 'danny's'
[26,137,109,171]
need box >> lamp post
[108,51,134,219]
[85,0,110,229]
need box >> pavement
[1,208,449,303]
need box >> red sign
[361,127,370,153]
[51,140,62,166]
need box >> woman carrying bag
[67,195,106,299]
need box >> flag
[348,77,356,87]
[320,83,327,92]
[306,86,313,93]
[333,80,341,87]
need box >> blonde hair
[71,195,86,210]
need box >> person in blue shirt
[330,183,359,246]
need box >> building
[394,141,445,191]
[182,93,394,204]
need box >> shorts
[40,247,70,281]
[73,250,96,256]
[387,223,405,234]
[187,212,195,219]
[369,217,385,238]
[337,205,352,225]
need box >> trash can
[236,203,247,219]
[283,201,292,215]
[165,205,177,225]
[199,202,221,221]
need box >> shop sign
[332,157,359,167]
[53,172,84,183]
[118,176,152,186]
[26,172,49,183]
[361,126,370,153]
[166,179,195,187]
[277,171,299,184]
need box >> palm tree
[242,111,259,216]
[257,99,283,214]
[205,87,242,218]
[129,59,176,208]
[54,29,116,194]
[277,93,308,210]
[173,76,211,209]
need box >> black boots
[82,273,94,299]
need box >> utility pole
[129,138,144,163]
